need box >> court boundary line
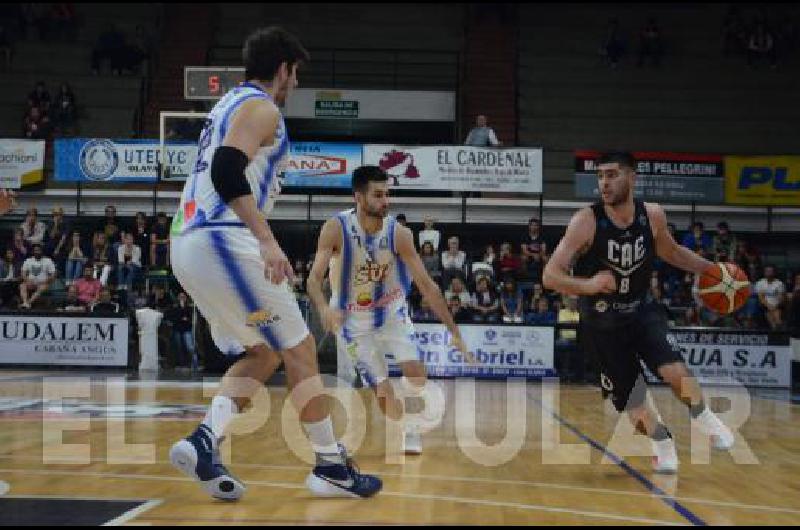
[529,394,708,526]
[1,454,798,516]
[102,499,164,526]
[0,468,683,526]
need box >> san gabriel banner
[363,145,543,193]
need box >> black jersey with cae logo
[577,200,655,328]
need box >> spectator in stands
[420,241,442,285]
[464,115,502,147]
[713,221,737,262]
[19,243,56,309]
[292,259,307,294]
[45,206,70,270]
[148,283,173,311]
[23,106,52,140]
[97,205,122,244]
[91,287,120,313]
[722,5,747,56]
[150,212,171,270]
[52,83,78,135]
[413,297,438,322]
[0,23,12,71]
[64,230,89,284]
[10,228,30,267]
[49,3,77,42]
[500,278,523,323]
[497,242,522,280]
[418,216,441,251]
[637,17,664,68]
[448,295,471,324]
[0,249,21,309]
[27,81,51,113]
[481,244,496,267]
[131,212,151,268]
[601,18,626,68]
[526,297,556,325]
[790,273,800,344]
[682,306,703,326]
[91,23,126,75]
[57,284,86,313]
[395,213,407,227]
[441,236,467,286]
[20,208,46,246]
[90,231,113,285]
[166,291,198,371]
[756,265,786,330]
[117,232,142,292]
[445,276,472,307]
[747,23,777,69]
[681,222,713,255]
[74,264,101,307]
[557,296,580,342]
[471,276,499,323]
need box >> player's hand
[451,333,476,365]
[322,307,344,334]
[0,189,16,215]
[587,270,617,295]
[259,239,294,285]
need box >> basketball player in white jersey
[168,27,382,500]
[0,189,15,215]
[307,166,470,455]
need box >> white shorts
[171,228,309,354]
[336,318,421,387]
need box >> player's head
[352,165,390,219]
[243,26,309,106]
[596,151,636,207]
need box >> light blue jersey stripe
[209,231,281,351]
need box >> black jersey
[577,200,656,328]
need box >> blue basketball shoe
[305,443,383,498]
[169,424,246,501]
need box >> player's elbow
[542,263,557,290]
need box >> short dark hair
[243,26,310,81]
[352,165,388,193]
[528,217,540,226]
[396,214,407,222]
[597,151,637,171]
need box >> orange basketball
[697,262,751,314]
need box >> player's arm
[543,208,616,296]
[647,203,713,276]
[395,225,469,356]
[214,98,292,284]
[307,218,344,333]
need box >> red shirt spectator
[73,266,101,306]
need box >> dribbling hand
[322,307,344,334]
[587,270,617,295]
[259,239,294,286]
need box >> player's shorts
[171,228,309,354]
[582,303,684,412]
[337,317,421,388]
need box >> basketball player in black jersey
[543,152,736,473]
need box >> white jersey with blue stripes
[172,82,290,235]
[329,209,412,336]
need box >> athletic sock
[202,395,239,440]
[302,417,344,466]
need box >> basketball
[698,262,751,314]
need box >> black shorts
[582,304,684,412]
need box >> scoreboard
[184,67,245,100]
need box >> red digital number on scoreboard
[209,75,220,95]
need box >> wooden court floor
[0,371,799,525]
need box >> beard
[604,182,631,206]
[364,204,387,218]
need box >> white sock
[302,417,340,457]
[202,395,239,440]
[694,408,724,434]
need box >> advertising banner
[575,150,724,203]
[643,329,791,388]
[724,155,800,206]
[283,142,363,188]
[0,139,45,188]
[0,314,129,367]
[363,145,543,193]
[55,138,196,183]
